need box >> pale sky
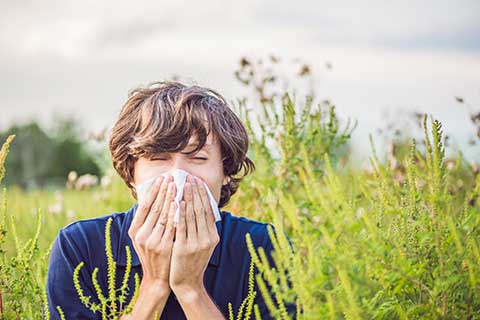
[1,0,479,162]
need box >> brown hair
[108,80,255,208]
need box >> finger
[142,176,173,245]
[161,201,177,244]
[130,177,162,233]
[175,200,187,243]
[195,177,216,235]
[184,181,197,241]
[142,176,169,232]
[148,203,169,247]
[159,180,176,221]
[191,176,208,240]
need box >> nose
[168,154,190,174]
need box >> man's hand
[129,174,178,288]
[126,173,224,319]
[169,175,225,319]
[169,174,220,295]
[123,174,178,319]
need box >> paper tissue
[133,168,222,225]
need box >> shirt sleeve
[45,228,102,320]
[251,225,298,320]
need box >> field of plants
[0,58,479,319]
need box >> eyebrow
[186,142,212,149]
[182,142,212,153]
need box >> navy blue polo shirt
[46,203,297,319]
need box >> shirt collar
[116,203,223,268]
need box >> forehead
[186,133,218,148]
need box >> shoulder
[220,210,277,251]
[52,206,134,265]
[59,210,126,241]
[47,208,136,319]
[220,210,295,255]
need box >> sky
[1,0,479,163]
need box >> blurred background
[1,0,479,190]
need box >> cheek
[191,171,224,202]
[135,163,166,182]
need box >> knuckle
[158,242,169,253]
[187,243,198,253]
[159,204,167,215]
[159,207,169,218]
[145,240,156,251]
[157,184,165,194]
[139,202,150,212]
[153,246,164,254]
[151,203,161,214]
[156,218,167,227]
[160,183,169,194]
[135,234,147,247]
[199,241,210,250]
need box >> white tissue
[133,168,222,225]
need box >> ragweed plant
[53,217,140,319]
[228,257,258,320]
[0,135,50,319]
[235,114,480,319]
[0,135,15,184]
[359,115,480,318]
[245,227,298,320]
[231,56,356,215]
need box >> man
[46,81,296,319]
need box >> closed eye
[151,157,208,161]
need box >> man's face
[132,133,227,204]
